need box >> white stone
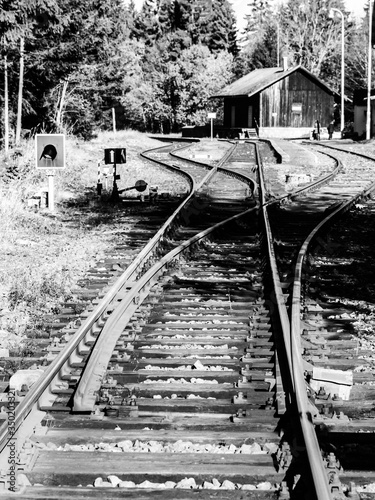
[176,477,197,489]
[98,481,113,487]
[165,481,176,488]
[212,478,221,488]
[148,441,164,453]
[241,484,257,490]
[107,475,122,487]
[226,444,237,454]
[263,442,278,454]
[9,369,44,391]
[221,479,236,490]
[257,481,273,490]
[117,440,133,451]
[118,481,136,488]
[139,480,162,488]
[70,444,85,452]
[192,360,205,370]
[239,442,262,454]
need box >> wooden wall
[260,71,334,128]
[222,70,335,130]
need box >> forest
[0,0,372,144]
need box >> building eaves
[211,65,340,99]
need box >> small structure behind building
[353,89,375,140]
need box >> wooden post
[110,161,119,203]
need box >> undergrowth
[0,130,167,355]
[0,127,189,371]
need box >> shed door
[248,106,253,127]
[231,106,236,128]
[292,113,301,127]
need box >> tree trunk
[4,53,9,157]
[15,36,25,147]
[56,79,69,131]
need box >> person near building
[327,121,335,140]
[314,120,321,140]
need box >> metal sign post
[47,170,55,211]
[208,112,216,141]
[35,134,65,212]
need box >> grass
[0,130,182,362]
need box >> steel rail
[289,166,375,499]
[169,139,237,169]
[73,161,257,411]
[255,143,294,402]
[74,199,258,410]
[242,140,343,210]
[0,141,219,460]
[0,140,244,464]
[256,141,334,499]
[265,153,343,207]
[302,141,375,157]
[0,138,343,489]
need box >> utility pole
[366,0,373,140]
[4,52,9,158]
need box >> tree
[241,0,273,45]
[0,0,59,149]
[132,0,161,44]
[175,44,234,126]
[26,0,129,136]
[278,0,349,76]
[200,0,238,55]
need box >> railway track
[2,140,280,498]
[2,138,375,499]
[269,141,375,498]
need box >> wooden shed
[211,62,339,138]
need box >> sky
[126,0,368,33]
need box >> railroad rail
[1,139,375,499]
[0,140,263,496]
[269,141,375,498]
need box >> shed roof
[211,65,339,99]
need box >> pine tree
[133,0,161,44]
[125,0,137,38]
[200,0,238,55]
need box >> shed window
[292,103,302,113]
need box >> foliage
[174,45,233,126]
[0,0,372,140]
[278,0,348,76]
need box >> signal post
[104,148,126,203]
